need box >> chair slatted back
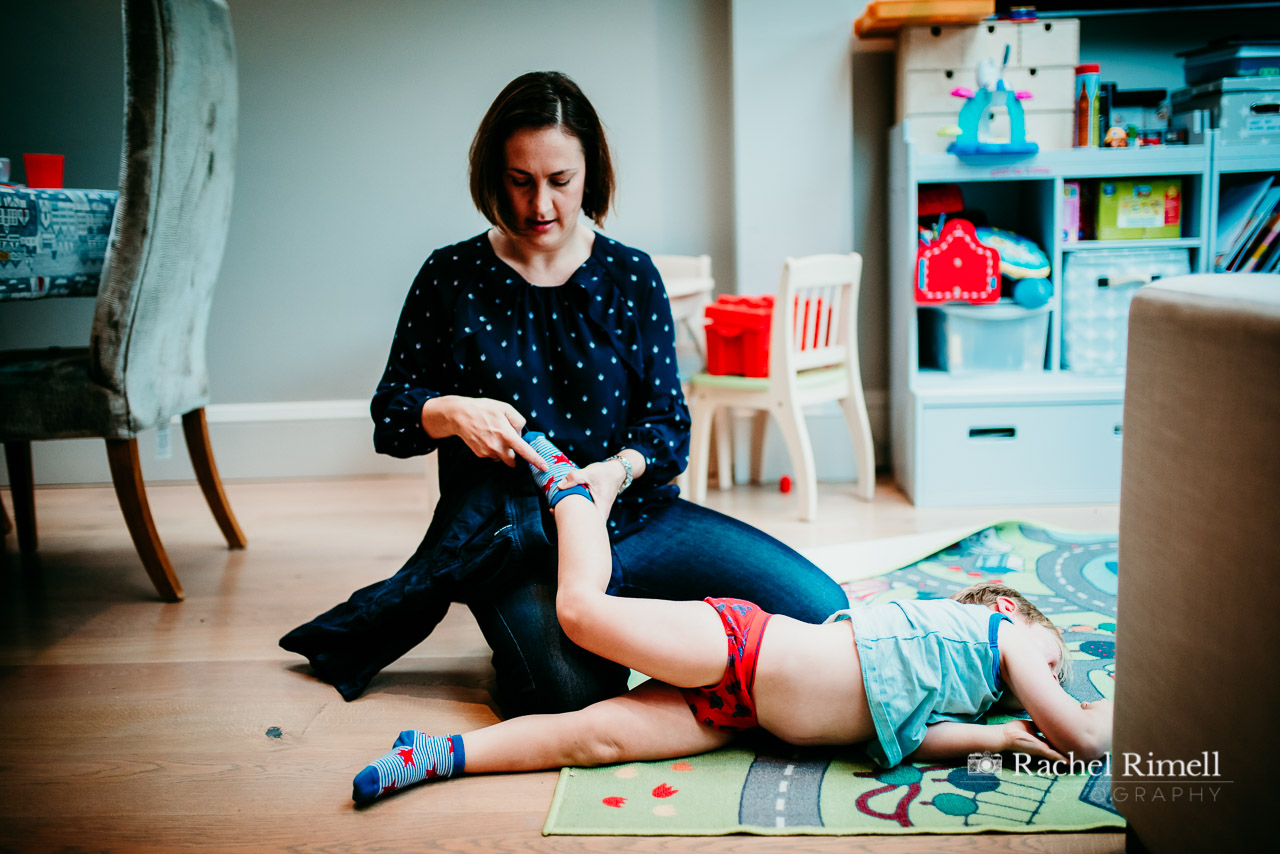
[773,253,862,375]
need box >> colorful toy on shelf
[974,226,1053,308]
[915,217,1001,305]
[945,48,1039,158]
[973,226,1050,278]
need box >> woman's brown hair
[469,71,615,232]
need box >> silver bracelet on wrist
[606,454,633,493]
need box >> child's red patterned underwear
[680,597,773,732]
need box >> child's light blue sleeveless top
[827,598,1009,767]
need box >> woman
[281,71,849,717]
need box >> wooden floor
[0,475,1123,853]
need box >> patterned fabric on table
[0,187,118,300]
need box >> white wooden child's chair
[686,253,875,521]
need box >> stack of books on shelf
[1215,175,1280,273]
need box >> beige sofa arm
[1114,273,1280,852]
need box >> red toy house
[915,218,1001,305]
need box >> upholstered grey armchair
[0,0,245,601]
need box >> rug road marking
[776,764,796,827]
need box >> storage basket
[1062,247,1191,373]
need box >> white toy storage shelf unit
[888,132,1225,507]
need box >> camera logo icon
[967,751,1002,775]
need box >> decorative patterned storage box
[0,187,118,299]
[1062,247,1191,373]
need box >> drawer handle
[969,427,1016,440]
[1114,424,1123,437]
[1098,274,1161,288]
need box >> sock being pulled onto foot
[524,431,592,507]
[352,732,465,804]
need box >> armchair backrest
[771,253,863,376]
[91,0,237,435]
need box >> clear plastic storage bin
[925,301,1051,373]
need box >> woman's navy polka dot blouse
[371,231,691,535]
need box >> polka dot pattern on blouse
[371,231,690,536]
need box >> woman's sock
[524,431,593,507]
[352,732,465,804]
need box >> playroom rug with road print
[542,521,1124,835]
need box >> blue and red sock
[352,731,465,804]
[524,431,592,507]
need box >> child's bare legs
[353,681,732,803]
[550,494,729,689]
[464,679,732,772]
[353,440,740,805]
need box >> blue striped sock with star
[352,732,465,804]
[524,431,592,507]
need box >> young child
[351,434,1112,804]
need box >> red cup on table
[24,153,65,189]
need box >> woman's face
[502,125,587,253]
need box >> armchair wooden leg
[181,409,246,549]
[4,441,38,553]
[106,438,184,602]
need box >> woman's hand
[559,460,627,519]
[422,395,546,470]
[1000,719,1068,762]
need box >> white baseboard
[1,392,887,487]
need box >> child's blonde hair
[950,583,1072,684]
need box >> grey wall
[731,0,855,296]
[5,1,1261,486]
[216,0,737,405]
[2,0,760,484]
[1,0,736,399]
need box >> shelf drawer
[903,109,1073,154]
[902,68,973,115]
[902,67,1077,117]
[1017,19,1079,68]
[900,22,1021,71]
[915,401,1123,505]
[1005,66,1078,112]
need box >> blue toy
[945,46,1039,158]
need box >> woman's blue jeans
[467,497,849,717]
